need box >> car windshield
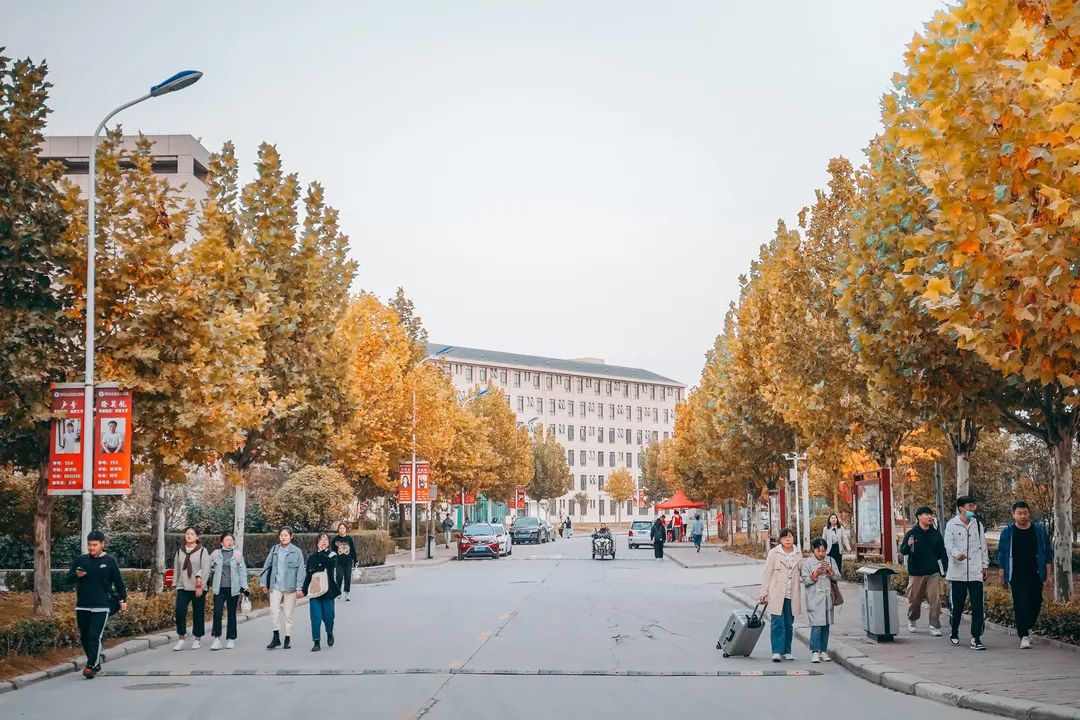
[513,518,539,527]
[632,521,651,530]
[463,524,494,535]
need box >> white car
[492,524,512,556]
[628,520,655,549]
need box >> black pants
[176,589,206,637]
[949,580,985,639]
[212,591,238,639]
[828,547,843,574]
[336,555,353,594]
[77,610,109,669]
[654,541,665,559]
[1011,575,1044,638]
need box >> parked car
[542,519,557,541]
[627,520,654,549]
[511,516,550,544]
[492,524,512,556]
[457,523,501,560]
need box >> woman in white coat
[821,514,851,573]
[802,538,839,663]
[758,528,803,662]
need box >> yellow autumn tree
[606,467,635,522]
[871,0,1078,600]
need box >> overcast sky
[10,0,945,386]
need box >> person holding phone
[802,538,839,663]
[208,531,248,650]
[68,530,127,679]
[303,533,340,652]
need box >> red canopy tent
[654,490,706,510]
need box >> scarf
[182,543,202,578]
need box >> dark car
[511,516,550,544]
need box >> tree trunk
[956,452,971,498]
[234,480,247,556]
[32,462,53,617]
[951,417,978,498]
[148,469,167,595]
[1050,436,1074,603]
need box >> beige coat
[759,545,803,616]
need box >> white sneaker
[210,638,222,651]
[929,627,942,637]
[810,652,820,663]
[820,652,831,662]
[173,639,186,651]
[908,623,917,633]
[783,654,795,661]
[771,653,782,662]
[191,639,202,650]
[226,640,235,650]
[1020,636,1031,649]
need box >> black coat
[302,550,341,600]
[650,521,667,543]
[899,525,947,577]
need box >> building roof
[428,343,684,387]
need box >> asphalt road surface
[0,535,987,719]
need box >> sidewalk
[724,576,1080,719]
[664,544,762,569]
[385,538,457,568]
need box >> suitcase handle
[748,602,766,628]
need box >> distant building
[39,134,211,239]
[431,344,684,524]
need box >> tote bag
[307,569,329,598]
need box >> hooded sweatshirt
[899,524,947,577]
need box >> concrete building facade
[430,344,684,524]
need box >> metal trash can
[856,565,899,642]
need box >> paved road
[0,535,987,719]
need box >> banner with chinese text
[93,386,133,494]
[47,383,85,495]
[397,461,430,503]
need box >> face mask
[965,511,975,520]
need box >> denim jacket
[997,522,1051,584]
[260,543,305,592]
[209,548,249,596]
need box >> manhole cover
[123,682,190,690]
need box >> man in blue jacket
[997,500,1052,649]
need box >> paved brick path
[729,578,1080,711]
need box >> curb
[720,587,1080,720]
[666,552,762,570]
[1,598,306,694]
[388,556,453,569]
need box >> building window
[626,500,633,516]
[594,381,601,395]
[627,454,633,469]
[538,397,545,414]
[653,430,659,441]
[568,424,574,438]
[638,452,644,467]
[577,377,584,393]
[517,396,524,412]
[635,384,640,399]
[534,374,540,389]
[465,367,473,382]
[500,369,507,384]
[639,503,648,516]
[579,401,585,416]
[569,499,576,517]
[650,385,656,400]
[597,427,604,444]
[598,475,605,491]
[676,388,682,402]
[579,450,586,465]
[609,403,615,418]
[605,381,612,395]
[636,430,643,445]
[636,407,642,422]
[626,428,632,445]
[624,384,630,398]
[514,371,521,387]
[568,402,575,417]
[546,375,553,390]
[590,498,596,509]
[598,452,605,467]
[598,404,604,419]
[579,427,585,441]
[480,368,487,382]
[608,428,615,443]
[663,431,670,440]
[664,409,669,423]
[568,449,574,466]
[653,408,659,422]
[580,475,587,491]
[625,404,631,416]
[549,399,556,414]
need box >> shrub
[841,561,909,593]
[984,585,1080,645]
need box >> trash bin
[856,565,899,642]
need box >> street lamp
[80,70,203,552]
[409,346,454,562]
[783,450,809,551]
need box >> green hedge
[0,580,272,659]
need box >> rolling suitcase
[716,603,765,657]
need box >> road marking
[476,631,491,643]
[101,668,821,678]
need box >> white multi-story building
[431,344,684,524]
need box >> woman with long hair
[333,522,356,601]
[821,513,851,573]
[208,531,249,650]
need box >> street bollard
[427,534,434,559]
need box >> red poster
[514,488,526,510]
[397,461,430,503]
[453,489,477,505]
[634,489,647,508]
[93,386,133,494]
[48,383,86,495]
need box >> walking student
[565,516,573,539]
[303,532,341,652]
[68,530,127,679]
[441,513,454,549]
[261,526,306,650]
[208,531,248,650]
[173,526,211,651]
[802,538,839,663]
[759,527,802,662]
[997,501,1052,649]
[650,516,667,560]
[333,522,356,601]
[945,495,989,650]
[900,506,947,636]
[821,514,850,573]
[690,514,705,552]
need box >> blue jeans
[309,596,335,641]
[692,533,702,549]
[770,599,794,654]
[809,624,830,653]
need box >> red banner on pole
[93,385,132,494]
[398,462,430,503]
[453,489,477,505]
[48,383,85,495]
[514,488,526,510]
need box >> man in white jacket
[944,495,989,650]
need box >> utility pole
[783,448,809,551]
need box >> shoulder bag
[830,578,844,607]
[307,565,330,598]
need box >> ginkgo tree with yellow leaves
[870,0,1079,601]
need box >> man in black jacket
[899,507,947,636]
[68,530,127,679]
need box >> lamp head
[150,70,203,97]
